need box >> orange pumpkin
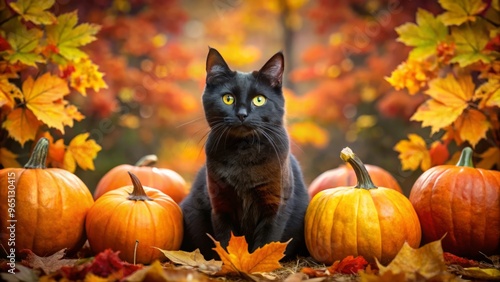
[409,147,500,258]
[304,147,421,264]
[86,172,183,264]
[308,163,402,199]
[94,154,187,203]
[0,138,94,256]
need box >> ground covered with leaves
[1,235,499,282]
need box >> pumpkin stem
[456,147,474,168]
[24,137,49,169]
[340,147,378,190]
[127,172,153,201]
[135,154,158,167]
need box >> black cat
[180,48,309,259]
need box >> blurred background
[40,0,442,194]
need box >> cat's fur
[180,48,309,259]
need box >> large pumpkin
[0,138,94,256]
[94,154,187,203]
[409,147,500,258]
[305,147,421,264]
[86,172,183,264]
[308,163,402,199]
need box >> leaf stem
[134,154,158,167]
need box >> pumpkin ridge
[330,191,344,259]
[314,192,331,261]
[427,169,446,242]
[369,190,382,262]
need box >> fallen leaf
[443,252,479,267]
[208,232,289,275]
[0,264,39,282]
[124,260,213,282]
[300,267,328,278]
[458,267,500,280]
[20,248,77,274]
[360,270,407,282]
[327,256,369,275]
[376,240,452,281]
[155,248,222,275]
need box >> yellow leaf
[475,79,500,108]
[46,11,101,64]
[394,134,431,171]
[22,73,70,132]
[412,74,473,133]
[124,260,212,282]
[376,240,449,281]
[453,109,490,147]
[459,267,500,280]
[438,0,487,26]
[477,147,500,169]
[63,104,85,128]
[69,58,108,96]
[209,232,288,275]
[63,133,101,172]
[0,147,20,168]
[9,0,57,25]
[450,20,492,67]
[2,108,40,146]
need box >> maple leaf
[42,132,65,168]
[477,147,500,169]
[2,20,44,66]
[411,74,474,134]
[395,8,448,60]
[0,147,20,168]
[63,103,85,128]
[208,232,289,275]
[9,0,57,25]
[450,20,492,67]
[46,11,101,64]
[328,255,369,275]
[155,248,222,275]
[453,109,490,147]
[438,0,487,26]
[124,260,212,282]
[21,73,70,133]
[360,270,407,282]
[69,58,108,96]
[63,133,101,172]
[475,79,500,109]
[288,121,329,148]
[2,108,41,146]
[20,248,77,274]
[376,240,459,281]
[394,134,431,171]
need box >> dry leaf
[376,240,455,281]
[155,248,222,275]
[328,256,369,275]
[20,248,77,274]
[124,260,212,282]
[457,266,500,280]
[208,232,289,275]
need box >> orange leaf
[394,134,431,171]
[2,108,41,146]
[0,147,20,168]
[208,232,288,275]
[477,147,500,169]
[42,132,66,168]
[63,133,101,172]
[453,109,490,147]
[22,73,70,132]
[411,74,474,134]
[328,255,369,274]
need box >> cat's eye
[252,95,267,106]
[222,94,235,105]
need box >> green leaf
[450,20,492,67]
[2,20,44,66]
[9,0,57,25]
[395,9,448,60]
[46,11,101,64]
[438,0,487,26]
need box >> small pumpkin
[94,154,187,203]
[308,163,402,199]
[304,147,421,264]
[0,138,94,256]
[409,147,500,258]
[86,172,183,264]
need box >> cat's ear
[257,52,284,87]
[206,47,232,84]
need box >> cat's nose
[237,108,248,122]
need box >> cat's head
[202,47,285,137]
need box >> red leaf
[443,252,479,268]
[327,255,369,274]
